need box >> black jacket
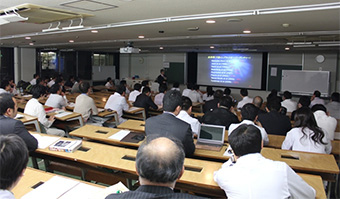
[134,93,158,118]
[202,107,239,129]
[258,111,292,136]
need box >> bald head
[136,136,185,184]
[253,96,263,108]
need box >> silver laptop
[196,124,225,150]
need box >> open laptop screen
[198,124,225,145]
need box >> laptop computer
[196,124,225,151]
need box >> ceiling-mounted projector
[120,47,140,54]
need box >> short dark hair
[311,104,327,113]
[33,73,38,78]
[49,84,61,94]
[240,88,248,97]
[136,136,185,183]
[141,80,149,87]
[36,78,42,85]
[219,96,233,109]
[173,82,179,88]
[283,91,292,99]
[0,134,29,190]
[106,77,112,82]
[160,69,165,73]
[193,84,199,90]
[159,84,167,93]
[116,85,126,95]
[163,90,182,112]
[207,86,214,96]
[224,87,231,95]
[331,92,340,102]
[298,96,311,107]
[213,89,224,99]
[142,86,151,94]
[0,80,10,89]
[186,82,194,90]
[229,124,262,157]
[0,93,14,115]
[133,83,142,91]
[313,90,321,98]
[241,103,259,121]
[266,97,281,111]
[120,80,127,86]
[181,96,192,111]
[31,85,47,99]
[79,82,90,93]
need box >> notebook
[196,124,225,151]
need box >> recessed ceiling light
[206,20,216,24]
[29,43,34,46]
[243,30,251,34]
[210,46,215,49]
[227,18,242,22]
[138,35,145,39]
[159,47,164,50]
[69,40,74,43]
[25,37,31,40]
[91,30,98,33]
[282,23,290,28]
[285,47,290,51]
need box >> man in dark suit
[145,90,195,157]
[106,136,206,199]
[258,97,292,136]
[0,93,38,152]
[202,96,239,129]
[156,69,167,87]
[133,87,158,118]
[203,89,224,113]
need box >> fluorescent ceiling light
[42,27,61,32]
[318,43,340,47]
[293,44,316,47]
[62,25,84,30]
[287,42,312,45]
[258,2,340,14]
[313,41,340,44]
[170,10,255,22]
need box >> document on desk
[67,102,75,107]
[59,182,104,199]
[108,130,130,141]
[223,145,234,157]
[93,182,129,199]
[22,176,79,199]
[127,107,140,112]
[55,112,73,118]
[31,134,60,149]
[14,114,24,119]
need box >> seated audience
[154,84,167,106]
[0,93,38,152]
[202,96,239,129]
[5,77,18,95]
[311,104,337,141]
[45,84,68,109]
[134,87,158,118]
[105,77,114,89]
[104,85,130,124]
[202,86,214,102]
[30,73,39,85]
[266,89,282,103]
[223,87,231,96]
[282,107,331,154]
[182,82,193,97]
[258,98,291,136]
[120,80,131,95]
[214,124,315,199]
[47,75,57,87]
[237,88,253,109]
[281,91,297,112]
[171,82,180,91]
[0,80,11,94]
[203,89,224,113]
[252,96,266,115]
[291,96,311,120]
[229,103,269,145]
[64,75,75,89]
[25,85,65,137]
[145,90,195,157]
[310,90,325,107]
[71,77,82,94]
[188,84,203,103]
[128,83,142,102]
[74,82,99,122]
[177,96,200,136]
[0,134,30,198]
[106,136,205,199]
[325,92,340,119]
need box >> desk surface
[16,112,38,123]
[117,119,145,132]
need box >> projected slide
[197,53,263,89]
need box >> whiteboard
[281,70,330,96]
[92,66,115,81]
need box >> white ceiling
[0,0,339,52]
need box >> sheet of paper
[15,114,24,119]
[270,67,277,77]
[31,134,60,149]
[22,176,79,199]
[108,130,130,141]
[98,108,105,112]
[91,182,129,199]
[223,145,234,157]
[128,107,140,111]
[59,182,104,199]
[55,112,73,118]
[23,94,33,98]
[68,102,75,107]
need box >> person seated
[128,83,142,102]
[291,96,311,121]
[237,88,253,109]
[229,103,269,146]
[120,80,131,95]
[252,96,266,115]
[182,82,193,97]
[4,77,18,95]
[105,77,114,89]
[106,136,206,199]
[214,124,315,199]
[0,80,11,94]
[281,91,297,113]
[202,86,214,102]
[282,107,331,154]
[325,92,340,119]
[171,82,180,91]
[47,75,57,88]
[64,76,75,89]
[154,84,167,106]
[25,85,65,137]
[71,77,82,94]
[140,80,149,93]
[30,73,40,85]
[74,82,99,123]
[258,98,292,136]
[311,104,337,141]
[0,134,30,198]
[0,93,38,152]
[104,85,130,124]
[145,90,195,157]
[310,90,325,107]
[202,96,239,129]
[45,84,68,109]
[203,89,224,113]
[188,84,203,103]
[177,96,200,136]
[134,87,158,118]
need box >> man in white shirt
[25,85,65,136]
[74,82,98,122]
[214,124,315,199]
[30,74,39,85]
[237,88,253,109]
[325,92,340,119]
[187,84,203,103]
[311,104,337,141]
[176,96,200,136]
[182,83,193,97]
[0,80,11,94]
[310,90,325,107]
[104,85,130,124]
[45,84,68,109]
[154,84,167,106]
[229,103,269,145]
[128,83,142,102]
[281,91,297,113]
[105,77,114,89]
[47,76,57,88]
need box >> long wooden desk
[16,112,41,133]
[117,119,145,132]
